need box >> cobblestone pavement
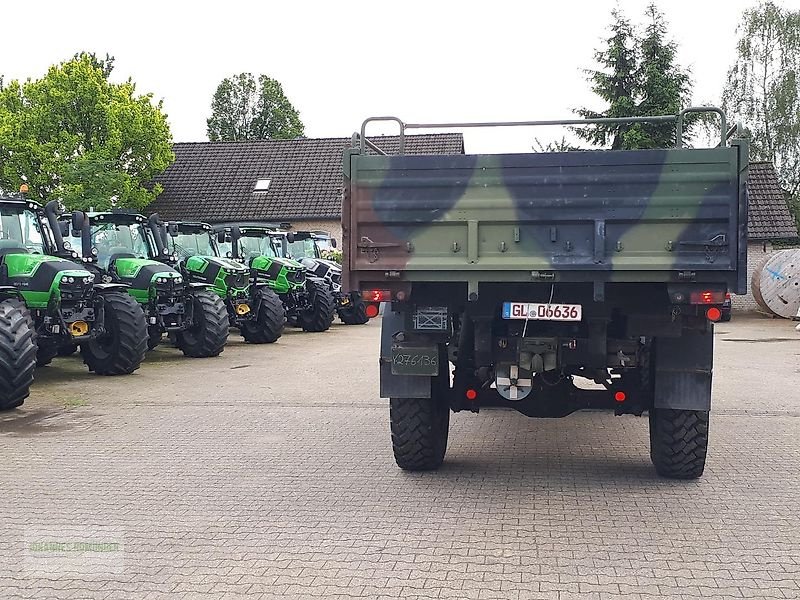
[0,316,798,600]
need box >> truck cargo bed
[343,146,748,293]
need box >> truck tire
[390,351,450,471]
[241,288,284,344]
[82,292,147,375]
[0,298,36,410]
[390,395,450,471]
[338,300,369,325]
[176,290,229,357]
[649,408,709,479]
[299,279,335,332]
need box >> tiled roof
[747,162,799,240]
[148,134,464,223]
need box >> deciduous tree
[0,53,174,210]
[206,73,304,141]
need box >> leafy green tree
[206,73,304,141]
[575,4,696,149]
[723,1,800,206]
[0,53,174,211]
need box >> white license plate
[502,302,582,322]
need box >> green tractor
[151,219,285,343]
[215,224,335,332]
[0,196,147,410]
[64,210,229,357]
[279,230,369,325]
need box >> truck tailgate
[344,147,746,287]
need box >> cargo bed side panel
[345,148,741,284]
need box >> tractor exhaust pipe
[147,213,169,259]
[229,226,242,260]
[76,212,92,261]
[44,200,69,255]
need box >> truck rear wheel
[241,288,284,344]
[299,279,335,332]
[649,408,709,479]
[0,298,36,410]
[390,395,450,471]
[82,292,147,375]
[338,300,369,325]
[176,290,229,357]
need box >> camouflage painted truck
[343,108,748,479]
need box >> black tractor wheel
[58,344,78,357]
[82,292,147,375]
[390,346,450,471]
[175,290,229,358]
[241,288,285,344]
[147,326,162,350]
[649,408,709,479]
[298,279,335,332]
[0,298,37,410]
[36,345,59,367]
[338,300,369,325]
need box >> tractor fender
[0,285,20,300]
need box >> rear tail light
[614,391,626,403]
[725,292,731,300]
[689,290,726,304]
[706,307,722,322]
[365,304,380,319]
[362,289,391,302]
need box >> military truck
[0,197,146,409]
[278,230,369,325]
[154,219,285,343]
[343,108,747,479]
[66,211,229,357]
[216,224,335,332]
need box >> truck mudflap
[654,330,713,411]
[379,307,434,399]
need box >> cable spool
[751,249,800,318]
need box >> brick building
[733,162,799,311]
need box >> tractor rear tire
[82,292,147,375]
[0,298,37,410]
[36,345,59,367]
[299,279,335,332]
[649,408,709,479]
[176,290,229,358]
[241,288,285,344]
[338,300,369,325]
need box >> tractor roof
[0,196,42,211]
[86,211,146,225]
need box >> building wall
[288,219,342,244]
[731,241,799,311]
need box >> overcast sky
[1,0,791,152]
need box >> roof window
[254,178,271,192]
